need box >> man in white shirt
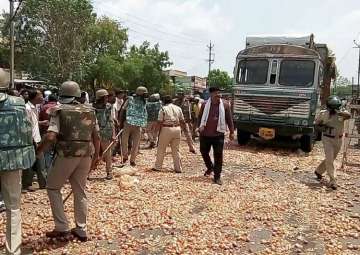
[111,89,125,125]
[111,89,125,156]
[23,89,47,192]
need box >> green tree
[333,76,352,98]
[0,1,172,92]
[121,41,172,93]
[208,69,232,90]
[83,16,128,90]
[1,0,95,84]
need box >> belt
[162,124,180,127]
[323,134,343,139]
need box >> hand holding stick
[63,129,123,204]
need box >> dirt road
[1,139,360,254]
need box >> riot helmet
[59,81,81,104]
[136,86,148,96]
[326,95,342,110]
[95,89,109,100]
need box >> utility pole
[207,41,214,87]
[9,0,15,88]
[354,40,360,98]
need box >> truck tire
[300,134,313,152]
[237,130,251,145]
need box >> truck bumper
[235,121,314,137]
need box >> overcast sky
[1,0,360,80]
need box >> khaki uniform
[46,105,98,234]
[315,109,349,185]
[154,103,184,172]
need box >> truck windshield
[279,60,315,86]
[237,59,269,85]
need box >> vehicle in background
[232,34,336,152]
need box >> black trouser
[200,135,224,180]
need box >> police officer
[152,95,189,173]
[146,93,162,148]
[93,89,115,180]
[0,68,35,255]
[119,86,148,166]
[37,81,100,241]
[173,89,196,153]
[315,95,351,190]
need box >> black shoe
[330,183,338,190]
[46,230,71,239]
[190,149,196,154]
[71,228,88,242]
[130,161,136,167]
[204,169,212,176]
[315,171,322,181]
[151,168,160,172]
[149,142,156,149]
[106,173,113,180]
[214,178,223,185]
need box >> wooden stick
[63,129,123,204]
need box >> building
[164,69,207,94]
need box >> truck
[232,34,336,152]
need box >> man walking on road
[198,87,234,185]
[0,68,36,255]
[315,95,351,190]
[37,81,100,242]
[119,86,148,166]
[152,95,188,173]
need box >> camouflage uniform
[121,90,148,165]
[174,97,195,151]
[0,68,36,255]
[146,97,162,147]
[94,102,114,175]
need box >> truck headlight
[302,120,308,126]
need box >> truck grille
[234,95,310,119]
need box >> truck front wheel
[300,134,313,152]
[237,130,251,145]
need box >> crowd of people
[0,68,235,254]
[0,66,351,254]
